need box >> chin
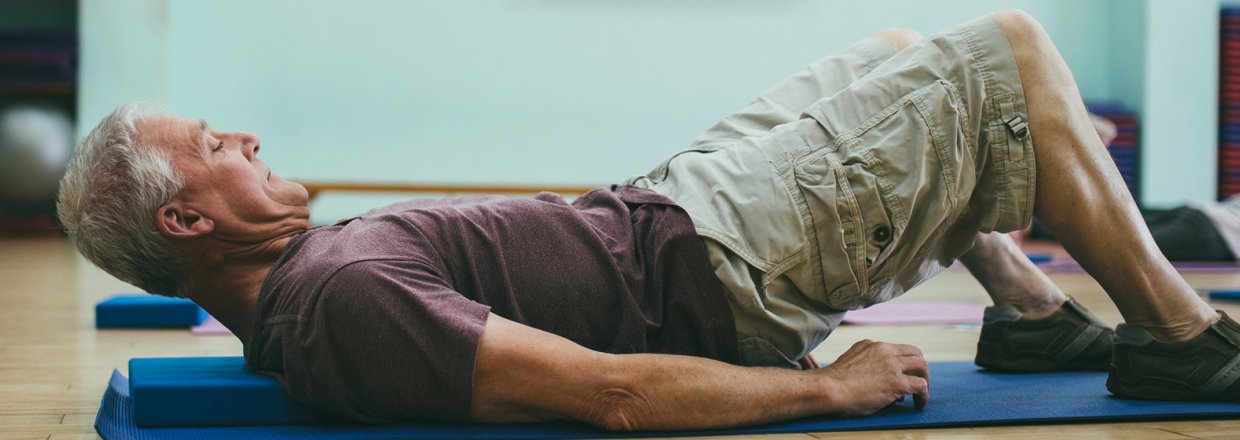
[291,182,310,204]
[268,180,311,208]
[275,177,308,199]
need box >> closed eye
[213,140,224,152]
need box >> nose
[238,132,260,160]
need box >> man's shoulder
[279,221,437,272]
[262,228,441,314]
[358,194,531,218]
[294,230,453,287]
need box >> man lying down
[58,10,1239,430]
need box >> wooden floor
[3,237,1240,439]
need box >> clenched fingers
[905,373,929,409]
[896,347,930,409]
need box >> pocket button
[871,225,892,244]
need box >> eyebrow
[194,119,211,154]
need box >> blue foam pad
[129,357,323,427]
[96,295,207,328]
[1085,102,1131,114]
[1025,253,1052,264]
[94,361,1240,439]
[1209,289,1240,302]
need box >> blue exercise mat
[94,361,1240,439]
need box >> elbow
[576,354,656,432]
[582,387,649,432]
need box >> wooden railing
[297,181,600,201]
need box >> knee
[992,9,1051,52]
[993,9,1040,33]
[874,27,923,52]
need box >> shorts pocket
[986,91,1032,173]
[982,91,1037,232]
[799,155,900,310]
[836,161,899,269]
[798,80,963,309]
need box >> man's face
[137,115,310,242]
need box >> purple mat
[190,316,232,336]
[1039,261,1240,273]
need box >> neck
[182,236,295,346]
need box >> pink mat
[190,315,233,335]
[843,301,985,325]
[1038,260,1240,273]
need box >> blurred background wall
[0,0,1223,226]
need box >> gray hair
[57,101,187,296]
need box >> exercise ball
[0,104,73,210]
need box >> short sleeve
[297,259,491,422]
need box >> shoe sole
[977,340,1110,373]
[1107,375,1240,402]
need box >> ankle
[1002,294,1068,320]
[1135,310,1220,343]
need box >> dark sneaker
[975,298,1114,372]
[1108,311,1240,402]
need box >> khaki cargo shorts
[627,15,1036,367]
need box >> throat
[178,228,302,346]
[185,261,270,346]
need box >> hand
[817,339,929,416]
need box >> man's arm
[470,313,929,431]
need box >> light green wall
[1139,0,1219,207]
[78,0,1215,220]
[1107,0,1146,115]
[79,0,168,127]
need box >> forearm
[596,353,832,431]
[472,325,833,429]
[471,314,926,431]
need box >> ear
[156,201,215,240]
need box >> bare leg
[875,28,925,52]
[959,232,1067,319]
[992,10,1217,342]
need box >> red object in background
[0,216,61,237]
[1222,11,1240,200]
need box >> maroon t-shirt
[245,185,738,423]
